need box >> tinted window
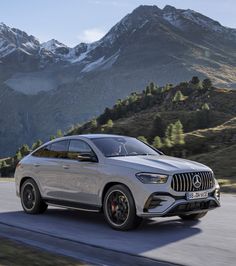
[92,137,160,157]
[68,140,93,160]
[49,140,69,158]
[32,144,51,157]
[32,141,69,158]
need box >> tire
[179,211,208,220]
[20,179,48,214]
[103,184,142,230]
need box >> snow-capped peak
[0,22,7,30]
[162,6,226,33]
[0,22,39,58]
[41,39,68,52]
[181,9,223,32]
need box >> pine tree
[172,90,185,102]
[137,136,148,143]
[156,86,162,94]
[115,99,122,107]
[99,107,111,124]
[145,85,151,95]
[16,150,22,162]
[128,93,138,104]
[91,118,98,128]
[56,129,63,137]
[152,136,162,149]
[20,144,30,157]
[0,160,7,168]
[149,82,156,94]
[161,84,171,93]
[32,140,43,150]
[152,114,165,137]
[173,120,185,145]
[202,103,210,110]
[107,119,114,128]
[165,123,175,143]
[163,138,172,148]
[191,76,200,85]
[190,76,202,89]
[179,82,189,89]
[202,78,212,90]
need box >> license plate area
[186,191,208,200]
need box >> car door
[32,140,70,199]
[58,139,101,206]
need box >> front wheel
[103,185,142,230]
[21,179,48,214]
[179,211,208,220]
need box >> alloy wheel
[22,183,36,211]
[106,190,130,226]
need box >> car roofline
[29,134,135,155]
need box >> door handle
[62,165,70,169]
[34,164,40,167]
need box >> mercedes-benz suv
[15,134,220,230]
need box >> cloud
[77,28,106,43]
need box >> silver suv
[15,134,220,230]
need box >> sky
[0,0,235,47]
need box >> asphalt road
[0,182,235,266]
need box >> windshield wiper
[107,153,158,157]
[126,153,157,156]
[106,155,126,158]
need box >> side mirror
[77,153,98,162]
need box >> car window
[33,140,69,158]
[68,139,93,160]
[32,144,51,157]
[92,137,160,157]
[49,140,69,158]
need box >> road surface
[0,182,235,266]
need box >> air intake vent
[171,172,214,192]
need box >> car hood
[107,155,212,174]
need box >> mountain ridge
[1,5,236,69]
[0,5,236,156]
[66,81,236,182]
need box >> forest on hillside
[1,76,236,191]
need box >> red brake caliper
[111,200,116,213]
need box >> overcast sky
[0,0,235,46]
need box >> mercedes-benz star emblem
[193,175,202,189]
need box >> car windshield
[91,137,160,157]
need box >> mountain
[1,5,236,156]
[69,83,236,139]
[2,80,236,190]
[67,81,236,186]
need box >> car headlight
[135,173,168,184]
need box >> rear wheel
[103,184,142,230]
[21,179,48,214]
[179,211,208,220]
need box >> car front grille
[171,171,214,192]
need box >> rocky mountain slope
[1,5,236,156]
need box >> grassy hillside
[1,78,235,192]
[69,83,236,137]
[68,79,236,188]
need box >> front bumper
[163,198,219,216]
[136,189,220,218]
